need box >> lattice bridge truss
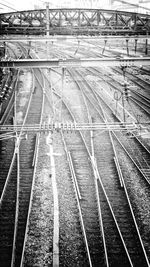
[1,8,150,35]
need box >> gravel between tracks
[24,133,54,266]
[16,69,33,123]
[19,49,150,265]
[114,141,150,257]
[23,100,54,266]
[53,131,86,266]
[24,88,86,266]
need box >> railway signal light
[124,84,130,100]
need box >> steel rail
[93,73,150,169]
[35,40,150,266]
[18,38,150,267]
[132,133,150,154]
[113,131,150,184]
[44,72,60,267]
[86,67,150,152]
[130,93,150,108]
[78,69,109,266]
[90,151,134,266]
[81,73,134,266]
[21,46,148,266]
[0,70,20,124]
[67,68,134,266]
[20,67,45,267]
[0,50,20,218]
[96,66,150,116]
[44,63,145,266]
[68,151,82,200]
[130,96,150,115]
[109,127,150,266]
[60,130,92,267]
[49,69,103,265]
[76,67,150,265]
[0,149,16,205]
[70,68,109,266]
[108,67,150,106]
[84,67,149,172]
[32,133,38,167]
[19,54,60,267]
[90,78,124,189]
[67,69,105,122]
[88,67,137,123]
[90,131,109,266]
[0,42,25,124]
[110,131,150,267]
[0,72,18,123]
[11,136,20,267]
[4,42,36,266]
[113,67,150,92]
[89,66,150,164]
[9,67,35,267]
[74,69,107,118]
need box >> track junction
[0,6,150,267]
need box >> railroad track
[29,61,150,266]
[81,67,150,176]
[0,63,44,266]
[2,40,150,266]
[55,82,105,265]
[62,130,104,266]
[87,66,150,117]
[68,68,150,266]
[21,64,101,265]
[0,42,25,125]
[50,67,148,266]
[36,66,105,265]
[112,67,150,99]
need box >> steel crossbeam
[1,35,150,42]
[1,8,150,35]
[0,122,142,133]
[1,57,150,68]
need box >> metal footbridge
[1,8,150,36]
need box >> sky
[0,0,148,13]
[0,0,38,11]
[0,0,114,12]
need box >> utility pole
[46,2,50,37]
[46,2,50,58]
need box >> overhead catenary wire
[114,0,150,12]
[0,2,17,11]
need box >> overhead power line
[114,0,150,12]
[0,2,17,11]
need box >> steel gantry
[1,8,150,35]
[1,57,150,68]
[0,121,142,134]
